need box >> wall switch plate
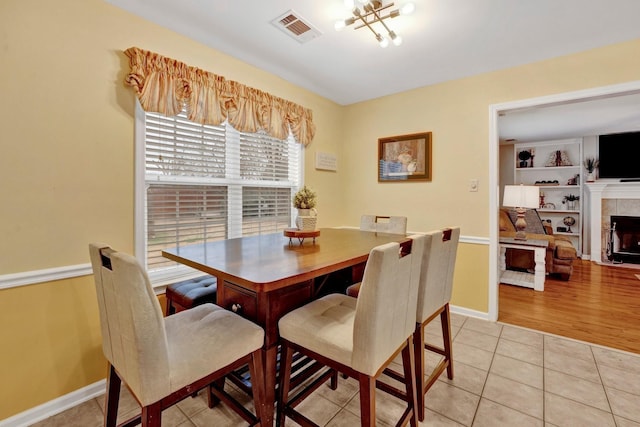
[469,179,479,192]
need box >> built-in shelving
[514,138,583,256]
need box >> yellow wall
[0,277,104,418]
[340,39,640,314]
[0,0,344,419]
[1,0,639,420]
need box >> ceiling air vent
[271,10,322,44]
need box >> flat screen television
[598,131,640,181]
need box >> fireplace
[586,181,640,263]
[609,215,640,264]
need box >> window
[135,103,302,284]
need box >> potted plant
[562,194,580,210]
[518,150,532,168]
[584,157,599,182]
[293,185,317,212]
[293,185,317,230]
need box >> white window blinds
[140,110,301,274]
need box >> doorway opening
[488,80,640,321]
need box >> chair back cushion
[89,243,171,404]
[360,215,407,234]
[352,234,424,375]
[416,228,460,323]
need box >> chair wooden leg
[358,374,375,427]
[276,343,294,427]
[330,370,338,390]
[208,377,226,407]
[401,338,418,427]
[413,323,426,422]
[247,349,267,426]
[441,303,454,380]
[104,364,121,427]
[141,402,161,427]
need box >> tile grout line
[590,343,618,425]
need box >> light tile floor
[32,314,640,426]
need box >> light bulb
[334,20,346,31]
[378,35,389,48]
[389,31,403,46]
[344,0,355,9]
[400,2,415,15]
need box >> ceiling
[106,0,640,141]
[498,91,640,143]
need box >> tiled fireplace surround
[586,181,640,263]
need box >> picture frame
[378,132,432,182]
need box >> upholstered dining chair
[342,227,460,422]
[410,227,460,421]
[345,215,409,297]
[88,243,266,427]
[276,234,425,427]
[359,214,407,234]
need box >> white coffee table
[499,237,549,291]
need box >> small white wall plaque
[315,152,337,171]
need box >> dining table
[162,227,409,426]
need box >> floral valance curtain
[124,47,315,146]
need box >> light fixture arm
[366,3,393,35]
[352,7,383,40]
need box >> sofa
[499,208,578,280]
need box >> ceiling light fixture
[335,0,414,47]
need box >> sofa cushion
[555,239,577,260]
[505,208,547,235]
[499,210,514,232]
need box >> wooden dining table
[162,227,409,426]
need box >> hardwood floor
[499,259,640,354]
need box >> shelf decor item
[562,194,579,210]
[584,157,599,182]
[545,150,572,167]
[518,149,534,168]
[293,185,318,230]
[563,216,576,233]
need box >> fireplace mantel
[585,180,640,263]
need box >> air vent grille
[271,10,321,43]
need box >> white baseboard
[450,304,489,320]
[0,380,105,427]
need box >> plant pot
[295,208,317,230]
[586,172,595,182]
[296,216,317,231]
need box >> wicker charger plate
[284,228,320,245]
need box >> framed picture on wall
[378,132,432,182]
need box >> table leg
[499,245,507,274]
[262,345,278,426]
[533,247,546,291]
